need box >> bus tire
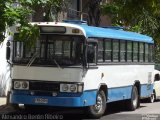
[127,86,139,111]
[87,90,106,119]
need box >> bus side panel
[107,86,132,103]
[82,65,154,102]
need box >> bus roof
[78,24,153,43]
[30,21,153,44]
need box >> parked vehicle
[152,69,160,101]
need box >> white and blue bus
[6,20,154,118]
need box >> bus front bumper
[9,90,97,107]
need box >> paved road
[0,98,160,120]
[101,100,160,120]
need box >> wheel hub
[94,94,103,112]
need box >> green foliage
[0,0,33,43]
[101,3,119,18]
[85,0,102,26]
[0,0,64,47]
[15,24,40,48]
[102,0,160,62]
[0,0,8,42]
[19,0,64,21]
[102,0,160,34]
[4,5,32,26]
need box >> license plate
[35,98,48,104]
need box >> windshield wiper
[27,52,39,67]
[53,59,62,69]
[26,52,62,68]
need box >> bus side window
[87,43,97,63]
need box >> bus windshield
[13,34,84,66]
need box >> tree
[0,0,35,44]
[19,0,66,22]
[0,0,6,41]
[0,0,65,46]
[102,0,160,62]
[83,0,102,26]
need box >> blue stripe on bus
[10,84,153,107]
[107,86,132,103]
[10,90,97,107]
[107,84,153,102]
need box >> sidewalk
[0,97,6,106]
[0,97,17,114]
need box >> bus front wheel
[87,90,106,119]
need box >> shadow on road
[1,105,89,120]
[141,98,160,103]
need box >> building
[81,0,111,26]
[12,0,111,26]
[31,0,111,26]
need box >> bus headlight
[70,84,77,92]
[60,83,83,93]
[21,81,29,89]
[13,81,29,90]
[62,84,69,92]
[14,81,21,89]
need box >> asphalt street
[0,98,160,120]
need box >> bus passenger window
[120,41,126,62]
[145,44,149,62]
[127,41,132,61]
[133,42,138,62]
[112,40,119,62]
[105,40,111,61]
[139,43,144,62]
[149,44,154,62]
[98,40,104,62]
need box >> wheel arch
[133,80,141,96]
[98,83,108,101]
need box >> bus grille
[29,81,59,92]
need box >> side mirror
[6,41,11,60]
[6,47,11,60]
